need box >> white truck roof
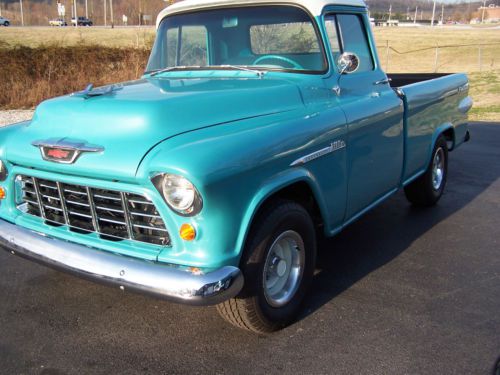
[156,0,366,27]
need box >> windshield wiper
[147,65,266,78]
[148,66,203,77]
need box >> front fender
[137,104,347,269]
[235,168,331,261]
[0,120,31,178]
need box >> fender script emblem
[290,140,346,167]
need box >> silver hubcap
[432,147,445,190]
[263,230,305,307]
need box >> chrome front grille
[17,175,170,246]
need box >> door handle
[374,78,392,85]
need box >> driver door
[324,12,404,221]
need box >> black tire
[404,135,448,207]
[4,21,9,27]
[217,200,317,334]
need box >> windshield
[146,6,327,74]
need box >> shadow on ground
[300,122,500,319]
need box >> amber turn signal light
[179,223,196,241]
[0,187,5,200]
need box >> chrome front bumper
[0,219,243,306]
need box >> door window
[324,16,341,62]
[325,14,374,73]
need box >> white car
[49,18,67,26]
[0,16,10,26]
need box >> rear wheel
[404,135,448,206]
[4,21,9,27]
[217,201,316,333]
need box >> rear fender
[426,123,454,166]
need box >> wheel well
[254,182,323,228]
[442,128,455,150]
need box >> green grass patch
[469,105,500,121]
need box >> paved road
[1,122,499,375]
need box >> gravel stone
[0,110,34,127]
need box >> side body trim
[290,140,346,166]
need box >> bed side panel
[401,73,469,181]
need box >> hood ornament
[71,83,123,99]
[32,138,104,164]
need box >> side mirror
[337,52,360,74]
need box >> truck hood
[3,76,304,181]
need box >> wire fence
[377,41,500,73]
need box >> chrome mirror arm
[333,63,350,96]
[332,52,359,96]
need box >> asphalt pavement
[1,122,499,375]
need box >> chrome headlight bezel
[152,173,203,216]
[0,160,7,182]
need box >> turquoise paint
[400,74,469,180]
[341,187,398,229]
[322,10,404,220]
[0,4,469,273]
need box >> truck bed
[386,72,470,184]
[387,73,454,88]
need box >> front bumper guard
[0,219,243,306]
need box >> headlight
[0,160,7,182]
[154,173,202,216]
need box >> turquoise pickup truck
[0,0,471,333]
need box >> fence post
[385,40,390,72]
[434,44,439,73]
[478,44,482,72]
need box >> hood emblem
[32,138,104,164]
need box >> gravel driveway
[0,110,34,127]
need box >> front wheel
[4,21,9,27]
[404,135,448,206]
[217,201,316,333]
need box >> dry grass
[0,26,155,49]
[0,45,149,109]
[0,27,155,109]
[373,27,500,73]
[467,71,500,121]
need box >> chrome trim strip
[0,219,244,306]
[120,191,134,240]
[458,82,469,93]
[32,177,47,219]
[442,88,459,99]
[86,186,100,233]
[290,140,346,167]
[56,181,71,225]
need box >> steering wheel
[252,55,304,70]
